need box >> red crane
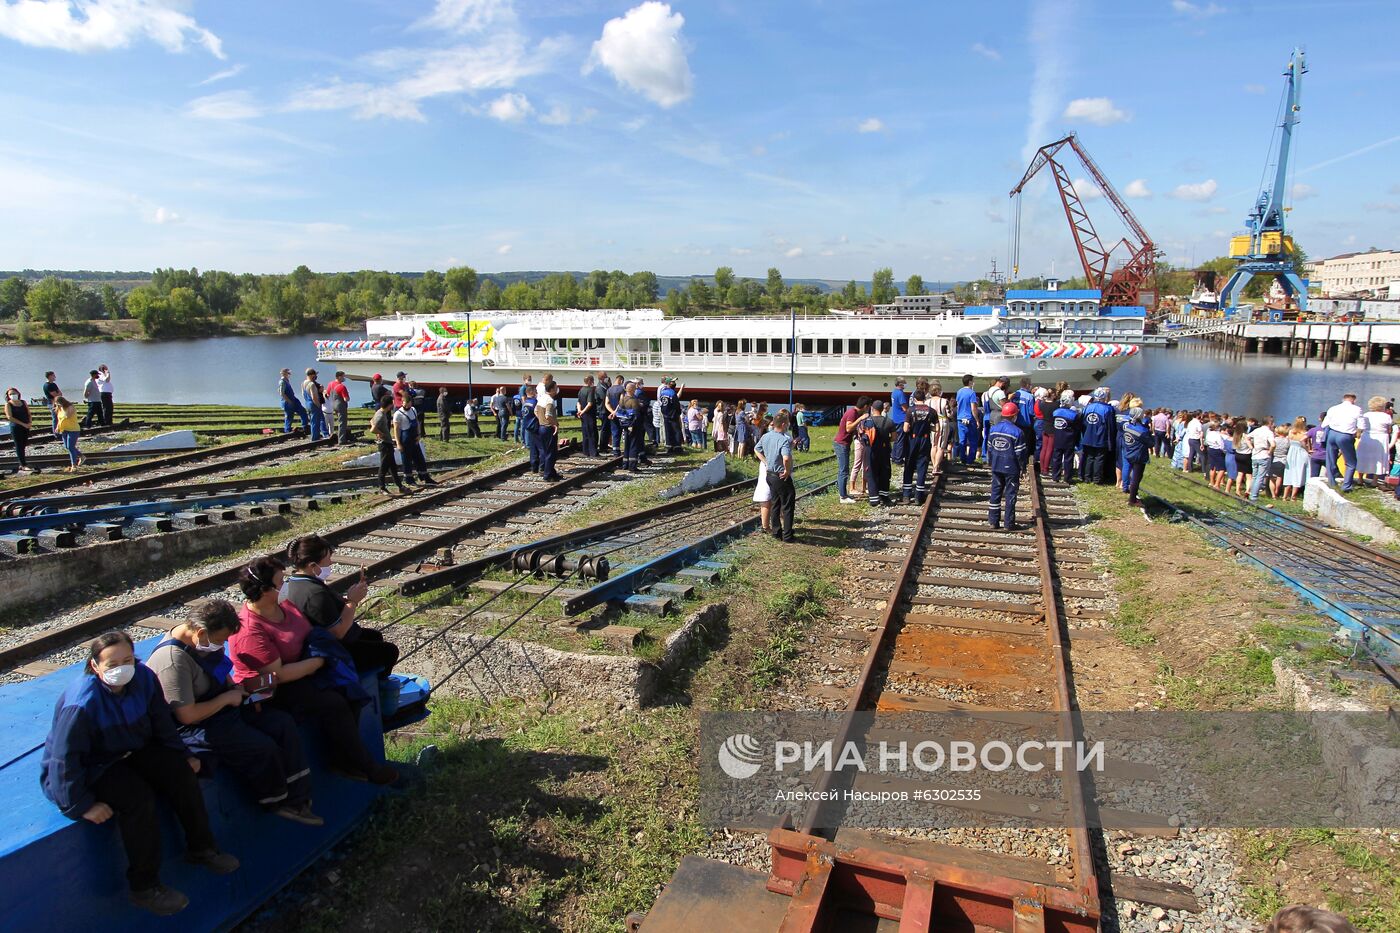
[1009,133,1160,308]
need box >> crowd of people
[1163,391,1398,503]
[5,364,114,473]
[40,532,401,916]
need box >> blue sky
[0,0,1396,283]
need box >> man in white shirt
[1184,413,1204,472]
[1247,419,1276,501]
[95,365,113,426]
[1321,392,1362,492]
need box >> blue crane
[1219,48,1309,315]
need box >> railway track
[637,465,1193,932]
[1154,470,1400,681]
[0,450,627,675]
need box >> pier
[1211,320,1400,366]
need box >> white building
[1306,248,1400,298]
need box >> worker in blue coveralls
[536,403,563,482]
[659,377,684,454]
[1012,377,1037,455]
[1121,406,1152,506]
[1080,387,1117,485]
[1115,398,1133,491]
[616,390,641,472]
[954,373,981,464]
[901,385,936,504]
[519,394,540,473]
[889,377,909,466]
[1049,391,1081,484]
[986,401,1029,530]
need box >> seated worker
[281,534,399,678]
[230,557,398,785]
[40,631,240,916]
[148,600,323,826]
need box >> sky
[0,0,1397,283]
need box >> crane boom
[1009,133,1159,308]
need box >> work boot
[274,802,326,827]
[185,848,240,874]
[988,510,1000,529]
[129,885,189,916]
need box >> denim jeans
[1249,457,1271,500]
[1323,428,1357,491]
[282,400,308,434]
[834,441,851,498]
[61,430,80,466]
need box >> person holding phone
[281,534,399,679]
[230,557,397,785]
[41,630,240,916]
[148,600,323,827]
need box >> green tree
[476,278,502,309]
[905,274,925,296]
[25,276,72,325]
[0,276,28,318]
[501,280,538,310]
[444,266,478,309]
[100,284,124,320]
[765,267,784,309]
[418,269,446,306]
[872,267,896,304]
[688,276,713,310]
[841,280,859,306]
[714,266,735,294]
[67,286,104,320]
[200,270,239,317]
[666,287,688,316]
[629,270,659,302]
[539,273,580,309]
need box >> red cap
[1001,401,1019,418]
[372,373,382,380]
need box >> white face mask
[100,664,135,687]
[194,635,223,654]
[317,565,334,582]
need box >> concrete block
[0,533,37,555]
[660,453,728,499]
[37,529,77,548]
[86,523,124,541]
[623,594,673,615]
[133,516,174,532]
[105,429,197,453]
[172,511,211,526]
[648,582,696,598]
[1303,477,1399,545]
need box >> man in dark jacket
[1080,387,1117,485]
[1049,392,1081,484]
[862,400,895,506]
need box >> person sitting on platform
[282,534,399,680]
[41,630,240,917]
[148,600,323,827]
[231,558,398,786]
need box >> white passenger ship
[316,308,1137,405]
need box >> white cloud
[784,246,804,258]
[1243,83,1266,94]
[1062,96,1130,126]
[971,42,1001,61]
[819,249,835,257]
[1022,0,1073,162]
[538,103,595,126]
[1170,0,1225,17]
[730,247,752,256]
[487,91,532,122]
[585,1,692,108]
[414,0,514,34]
[1123,178,1152,198]
[857,117,884,134]
[1203,205,1228,214]
[1290,182,1316,200]
[197,63,245,86]
[285,33,549,121]
[186,90,262,120]
[1071,176,1103,200]
[497,243,512,254]
[151,206,181,224]
[1171,178,1218,201]
[0,0,223,57]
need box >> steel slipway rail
[632,465,1169,933]
[0,448,618,672]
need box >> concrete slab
[1303,477,1399,545]
[660,453,728,499]
[105,429,197,453]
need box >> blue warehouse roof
[1100,305,1146,317]
[1006,289,1102,300]
[963,305,1001,315]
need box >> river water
[0,333,1395,420]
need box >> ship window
[727,338,738,353]
[785,340,794,354]
[864,339,876,354]
[896,339,908,355]
[741,339,752,352]
[698,338,708,352]
[684,338,694,352]
[801,339,813,354]
[519,340,530,349]
[956,336,976,354]
[939,343,949,355]
[880,339,892,355]
[533,338,547,350]
[817,339,829,354]
[848,339,860,354]
[757,338,768,353]
[917,344,926,354]
[670,339,681,353]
